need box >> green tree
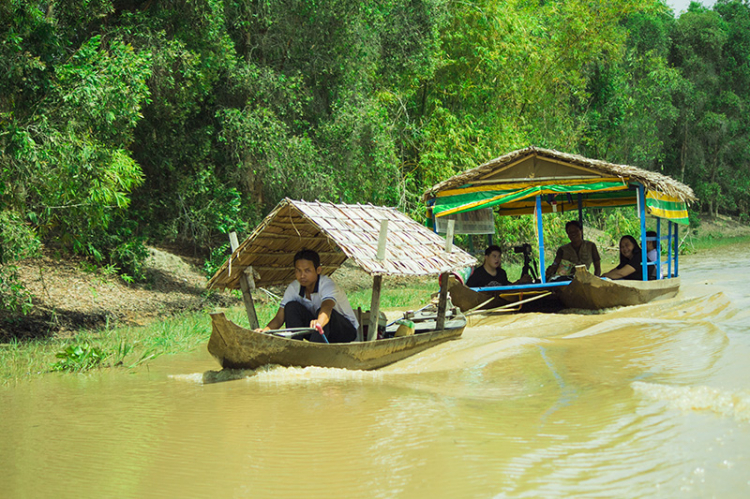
[669,1,750,216]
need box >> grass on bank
[0,279,437,385]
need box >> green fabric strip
[432,182,629,217]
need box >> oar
[465,292,552,316]
[266,327,316,332]
[265,327,316,340]
[464,296,496,315]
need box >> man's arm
[310,299,335,329]
[545,249,564,278]
[592,244,602,276]
[256,307,285,333]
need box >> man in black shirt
[466,245,510,287]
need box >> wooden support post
[445,219,455,253]
[367,275,383,342]
[229,232,259,330]
[367,220,388,342]
[355,306,364,342]
[436,272,449,330]
[377,219,388,260]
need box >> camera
[513,243,532,255]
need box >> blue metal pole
[674,224,679,277]
[656,218,662,280]
[667,221,673,278]
[638,185,648,281]
[428,200,438,234]
[536,194,546,283]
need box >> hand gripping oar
[314,323,329,344]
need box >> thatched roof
[423,146,697,202]
[207,198,478,291]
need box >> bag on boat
[555,259,575,276]
[394,320,415,337]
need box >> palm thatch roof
[423,146,697,202]
[207,198,478,291]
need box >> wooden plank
[230,232,259,330]
[367,275,383,342]
[356,307,364,342]
[436,272,449,330]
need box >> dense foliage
[3,0,750,313]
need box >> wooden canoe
[555,267,680,310]
[207,311,467,370]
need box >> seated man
[545,220,601,279]
[466,245,531,288]
[466,245,509,288]
[255,249,358,343]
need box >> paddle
[264,325,329,343]
[314,323,329,344]
[264,327,316,339]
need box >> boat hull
[556,270,680,310]
[207,312,465,370]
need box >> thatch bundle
[423,146,697,202]
[207,198,478,290]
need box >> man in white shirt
[256,249,358,343]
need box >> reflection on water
[2,247,750,498]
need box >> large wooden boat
[206,199,478,371]
[554,267,680,310]
[208,307,467,370]
[447,267,680,312]
[423,146,696,312]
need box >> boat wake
[632,381,750,423]
[171,365,385,385]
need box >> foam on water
[170,364,385,385]
[633,381,750,423]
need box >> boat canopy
[423,146,698,283]
[424,146,696,225]
[208,198,478,291]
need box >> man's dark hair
[565,220,582,231]
[646,230,657,238]
[485,245,502,256]
[294,249,320,268]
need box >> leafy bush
[0,211,40,315]
[51,343,108,372]
[203,243,230,280]
[0,265,34,315]
[99,218,150,282]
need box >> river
[2,245,750,498]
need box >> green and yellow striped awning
[431,180,690,225]
[646,191,689,225]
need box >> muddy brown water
[2,247,750,498]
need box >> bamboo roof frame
[207,198,478,291]
[423,146,697,203]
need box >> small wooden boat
[554,267,680,310]
[206,199,478,371]
[208,306,467,370]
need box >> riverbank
[2,214,749,342]
[2,214,750,383]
